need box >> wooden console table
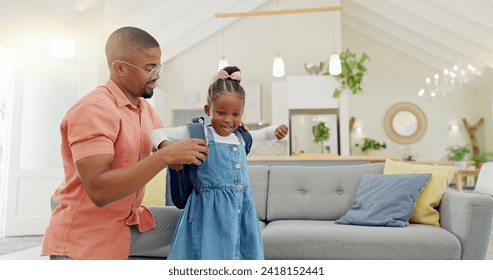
[248,155,401,167]
[453,169,480,192]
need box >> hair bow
[217,69,241,81]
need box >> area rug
[0,235,43,255]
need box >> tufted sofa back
[248,165,270,221]
[248,164,385,222]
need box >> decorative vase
[454,161,467,170]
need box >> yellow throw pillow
[143,168,167,206]
[383,159,458,227]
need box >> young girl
[150,66,288,260]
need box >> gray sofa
[150,163,493,260]
[248,163,493,260]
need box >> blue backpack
[167,117,252,209]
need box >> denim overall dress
[167,127,264,260]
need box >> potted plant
[446,145,471,169]
[472,151,493,169]
[312,121,330,153]
[356,138,386,155]
[325,48,370,97]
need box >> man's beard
[142,90,153,99]
[142,80,155,99]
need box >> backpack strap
[168,117,207,209]
[188,117,250,155]
[187,117,206,141]
[235,126,252,155]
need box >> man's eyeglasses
[116,60,164,80]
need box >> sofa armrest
[439,191,493,259]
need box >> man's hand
[75,138,208,208]
[159,138,209,166]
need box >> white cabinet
[287,76,339,109]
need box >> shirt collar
[105,79,142,108]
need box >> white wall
[155,0,491,161]
[477,83,493,153]
[19,63,81,169]
[158,0,340,128]
[0,2,104,235]
[0,5,103,170]
[343,26,488,161]
[0,0,491,164]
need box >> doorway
[0,47,17,237]
[0,46,80,236]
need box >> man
[41,26,208,260]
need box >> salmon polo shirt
[41,79,164,260]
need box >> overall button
[235,256,240,260]
[235,163,241,169]
[237,184,243,190]
[233,146,238,152]
[237,208,241,214]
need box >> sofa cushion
[143,168,167,206]
[247,165,270,221]
[266,163,384,221]
[336,173,432,227]
[262,220,461,260]
[383,159,458,226]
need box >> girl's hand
[274,124,289,140]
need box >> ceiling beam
[215,6,342,18]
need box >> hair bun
[217,69,241,81]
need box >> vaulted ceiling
[343,0,493,73]
[13,0,493,75]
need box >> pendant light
[217,19,229,71]
[272,54,285,77]
[329,53,342,75]
[272,0,285,77]
[328,12,342,75]
[218,57,228,72]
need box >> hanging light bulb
[217,19,228,71]
[328,11,342,76]
[329,52,342,75]
[217,56,228,71]
[272,53,285,77]
[272,0,285,78]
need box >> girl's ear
[204,104,211,116]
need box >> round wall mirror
[384,102,427,144]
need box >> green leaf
[333,88,341,97]
[312,121,330,144]
[329,49,370,96]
